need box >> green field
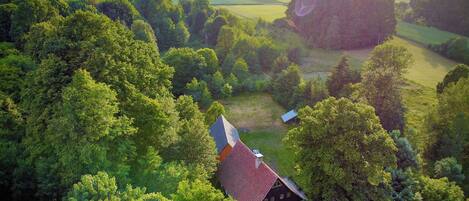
[397,21,467,45]
[215,5,287,22]
[221,93,296,177]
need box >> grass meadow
[397,21,468,45]
[215,5,287,22]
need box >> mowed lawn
[220,93,297,177]
[215,5,286,22]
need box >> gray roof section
[281,110,298,123]
[209,115,240,153]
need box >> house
[281,110,298,123]
[209,115,240,161]
[218,140,307,201]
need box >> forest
[0,0,468,200]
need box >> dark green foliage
[272,65,302,108]
[163,48,208,95]
[131,19,157,46]
[185,78,213,108]
[362,43,413,131]
[287,0,396,49]
[293,79,329,109]
[134,0,189,51]
[0,94,24,199]
[390,169,417,201]
[272,55,291,74]
[10,0,64,43]
[430,38,469,66]
[209,71,230,99]
[436,64,469,94]
[203,15,228,46]
[327,56,360,97]
[390,130,419,170]
[0,49,35,101]
[285,97,397,200]
[97,0,140,27]
[434,157,465,184]
[0,3,16,42]
[410,0,469,37]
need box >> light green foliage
[66,171,169,201]
[185,78,213,108]
[196,48,219,75]
[171,179,233,201]
[231,58,249,81]
[418,176,465,201]
[215,5,286,22]
[285,98,397,200]
[45,69,137,191]
[396,21,468,46]
[171,96,218,175]
[163,48,207,95]
[209,71,226,98]
[434,157,465,184]
[205,101,225,125]
[131,20,158,47]
[362,42,413,131]
[203,15,228,46]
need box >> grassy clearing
[389,37,456,88]
[221,93,296,178]
[402,80,437,153]
[215,5,287,22]
[396,21,467,46]
[240,131,295,177]
[220,93,286,131]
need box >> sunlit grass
[215,5,287,22]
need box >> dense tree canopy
[410,0,469,37]
[287,0,396,49]
[285,97,397,200]
[362,43,413,131]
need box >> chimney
[253,149,263,168]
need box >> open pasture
[215,5,287,22]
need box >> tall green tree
[362,43,413,131]
[185,78,213,108]
[434,157,465,185]
[327,56,360,97]
[163,48,208,95]
[272,65,302,108]
[205,101,225,125]
[97,0,141,27]
[285,97,397,200]
[131,19,158,47]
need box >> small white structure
[281,110,298,123]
